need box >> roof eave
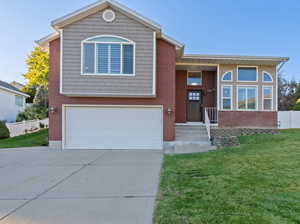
[0,86,30,98]
[35,32,60,48]
[183,54,289,63]
[51,0,161,32]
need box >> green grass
[154,129,300,224]
[0,129,48,149]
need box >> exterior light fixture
[50,106,56,114]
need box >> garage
[63,105,163,150]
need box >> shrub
[39,122,45,129]
[293,98,300,111]
[0,121,10,139]
[293,103,300,111]
[16,105,48,122]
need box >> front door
[187,90,202,122]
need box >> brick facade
[49,38,176,142]
[175,70,216,123]
[218,111,278,128]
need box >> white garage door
[63,105,163,150]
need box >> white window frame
[187,71,202,86]
[262,86,273,111]
[221,85,233,110]
[15,95,24,107]
[237,85,258,111]
[262,71,273,83]
[81,35,136,76]
[221,71,233,82]
[237,65,258,82]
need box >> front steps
[164,124,216,154]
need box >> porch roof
[177,54,289,66]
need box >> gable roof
[51,0,161,32]
[0,80,29,97]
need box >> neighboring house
[0,80,29,122]
[10,81,25,90]
[37,0,289,150]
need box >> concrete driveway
[0,147,163,224]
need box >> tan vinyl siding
[219,64,277,111]
[61,8,155,96]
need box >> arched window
[222,71,232,81]
[82,35,135,75]
[263,72,273,82]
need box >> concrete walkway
[0,147,163,224]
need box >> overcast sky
[0,0,299,84]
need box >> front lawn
[0,129,48,149]
[155,129,300,224]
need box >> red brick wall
[175,70,216,123]
[219,111,278,128]
[49,38,176,141]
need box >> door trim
[186,90,203,122]
[62,104,164,150]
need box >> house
[10,81,25,91]
[37,0,289,150]
[0,80,29,122]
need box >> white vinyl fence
[6,119,49,137]
[278,111,300,129]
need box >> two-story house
[37,0,289,150]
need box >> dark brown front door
[187,90,202,122]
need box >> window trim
[237,65,258,82]
[81,35,136,76]
[221,71,233,82]
[262,71,273,83]
[262,85,273,111]
[187,71,202,86]
[236,85,258,111]
[221,85,233,110]
[15,95,24,107]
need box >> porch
[175,64,218,124]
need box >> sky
[0,0,299,84]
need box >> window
[222,86,232,110]
[15,95,23,107]
[237,86,257,110]
[238,67,257,82]
[82,35,135,75]
[187,72,202,86]
[263,86,273,110]
[263,72,273,82]
[222,71,232,81]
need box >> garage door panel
[64,106,163,150]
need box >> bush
[293,103,300,111]
[293,98,300,111]
[17,105,48,122]
[39,122,45,129]
[0,121,10,139]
